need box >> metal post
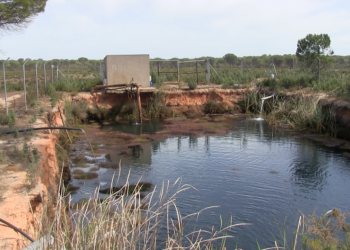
[317,57,320,84]
[44,61,48,89]
[196,61,199,84]
[157,62,160,76]
[291,56,294,74]
[206,58,210,84]
[177,60,180,85]
[2,57,10,115]
[23,59,30,111]
[35,60,42,100]
[51,63,54,83]
[56,65,59,81]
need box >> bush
[204,101,226,114]
[0,110,16,128]
[188,80,197,90]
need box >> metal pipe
[2,57,10,115]
[44,61,48,89]
[0,217,34,242]
[1,126,84,135]
[35,59,42,100]
[22,59,30,111]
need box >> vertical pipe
[2,57,10,115]
[44,61,48,89]
[56,65,59,81]
[196,61,199,84]
[23,59,30,111]
[136,85,142,124]
[291,56,294,74]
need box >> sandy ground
[0,91,57,250]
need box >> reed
[39,171,249,250]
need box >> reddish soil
[0,93,63,250]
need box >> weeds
[204,101,227,114]
[267,94,337,136]
[145,92,167,119]
[302,209,350,250]
[44,175,248,250]
[0,110,16,128]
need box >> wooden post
[157,62,160,77]
[196,61,199,84]
[136,85,142,124]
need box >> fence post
[51,63,54,83]
[177,60,180,85]
[44,61,48,90]
[196,61,199,84]
[35,59,42,100]
[23,59,30,111]
[2,57,10,115]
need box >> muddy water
[69,119,350,249]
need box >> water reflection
[71,118,350,250]
[101,120,163,134]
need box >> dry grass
[38,166,250,250]
[267,94,337,136]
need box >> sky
[1,0,350,60]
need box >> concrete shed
[103,54,150,87]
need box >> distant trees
[0,0,47,31]
[223,53,237,67]
[296,34,334,74]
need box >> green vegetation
[2,143,40,190]
[0,0,47,31]
[296,34,334,75]
[204,101,227,114]
[302,209,350,250]
[267,95,337,137]
[0,110,16,128]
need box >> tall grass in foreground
[44,173,250,250]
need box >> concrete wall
[104,54,150,87]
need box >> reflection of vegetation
[290,145,328,191]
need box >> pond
[69,118,350,249]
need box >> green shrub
[0,110,16,128]
[188,80,197,90]
[204,101,226,114]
